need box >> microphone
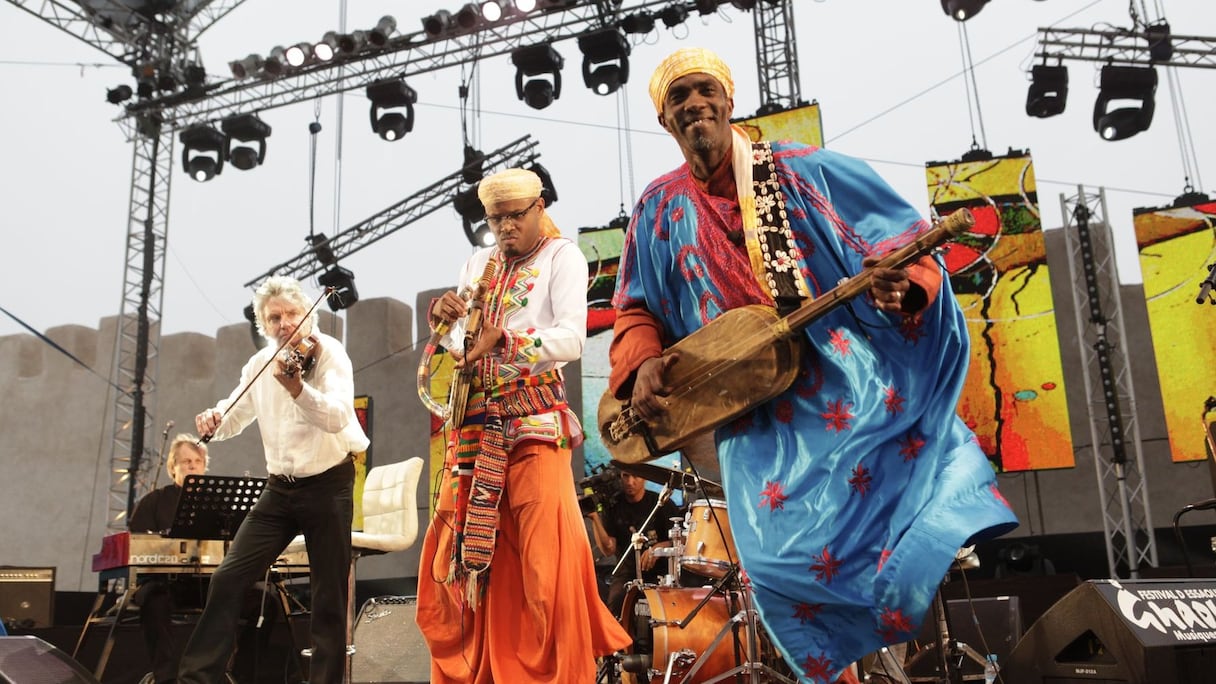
[163,420,174,437]
[1183,498,1216,512]
[1196,263,1216,305]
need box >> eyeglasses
[485,197,540,229]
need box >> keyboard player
[128,434,209,684]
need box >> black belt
[269,454,354,487]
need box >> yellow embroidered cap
[477,167,543,206]
[648,47,735,114]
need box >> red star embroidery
[898,432,926,462]
[848,464,872,497]
[759,481,788,511]
[899,315,927,342]
[809,546,843,583]
[821,399,854,433]
[884,386,905,415]
[793,602,823,624]
[775,399,794,424]
[877,549,893,573]
[876,607,916,643]
[828,328,852,356]
[796,360,824,398]
[801,653,834,682]
[671,205,685,222]
[990,483,1011,508]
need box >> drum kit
[599,460,796,684]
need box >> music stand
[168,475,267,541]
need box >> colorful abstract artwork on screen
[926,150,1074,471]
[1133,196,1216,462]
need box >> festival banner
[1133,196,1216,462]
[926,150,1074,471]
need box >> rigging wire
[955,20,988,152]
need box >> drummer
[587,468,682,616]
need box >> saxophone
[416,258,499,427]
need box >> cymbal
[610,460,724,498]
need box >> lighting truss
[245,135,540,287]
[118,0,705,135]
[1034,27,1216,70]
[5,0,148,65]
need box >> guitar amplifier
[351,596,430,683]
[0,568,54,630]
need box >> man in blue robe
[608,47,1019,683]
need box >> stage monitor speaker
[351,596,430,683]
[0,635,100,683]
[0,569,54,630]
[1004,578,1216,683]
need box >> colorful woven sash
[448,369,568,604]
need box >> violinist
[180,275,368,684]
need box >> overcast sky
[1,0,1212,343]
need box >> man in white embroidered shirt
[181,275,369,684]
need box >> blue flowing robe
[613,141,1019,683]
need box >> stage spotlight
[183,64,206,88]
[221,114,272,171]
[337,31,367,55]
[229,54,264,80]
[1147,21,1173,62]
[368,15,397,47]
[528,162,558,206]
[423,10,454,37]
[284,42,314,68]
[480,0,507,21]
[463,218,496,247]
[318,266,359,311]
[366,78,417,141]
[462,145,486,185]
[511,44,563,110]
[314,32,339,61]
[106,85,133,104]
[516,0,538,11]
[307,233,337,266]
[659,4,688,27]
[179,125,226,182]
[456,3,482,30]
[453,184,487,224]
[1093,64,1157,141]
[729,0,756,9]
[1025,64,1068,118]
[578,28,630,96]
[136,78,155,98]
[941,0,988,21]
[536,0,577,10]
[156,70,177,92]
[619,12,655,35]
[263,46,288,76]
[695,0,722,14]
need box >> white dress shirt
[208,331,369,478]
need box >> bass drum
[618,585,755,684]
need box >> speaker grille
[352,596,430,684]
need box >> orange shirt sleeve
[904,255,943,315]
[608,307,664,400]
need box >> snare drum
[618,585,753,684]
[681,498,736,578]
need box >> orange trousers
[416,441,632,683]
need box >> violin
[281,334,320,379]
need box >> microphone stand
[1171,498,1216,578]
[151,422,174,490]
[611,474,678,579]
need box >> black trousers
[178,457,354,684]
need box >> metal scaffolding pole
[1059,186,1156,578]
[752,0,801,113]
[107,121,172,530]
